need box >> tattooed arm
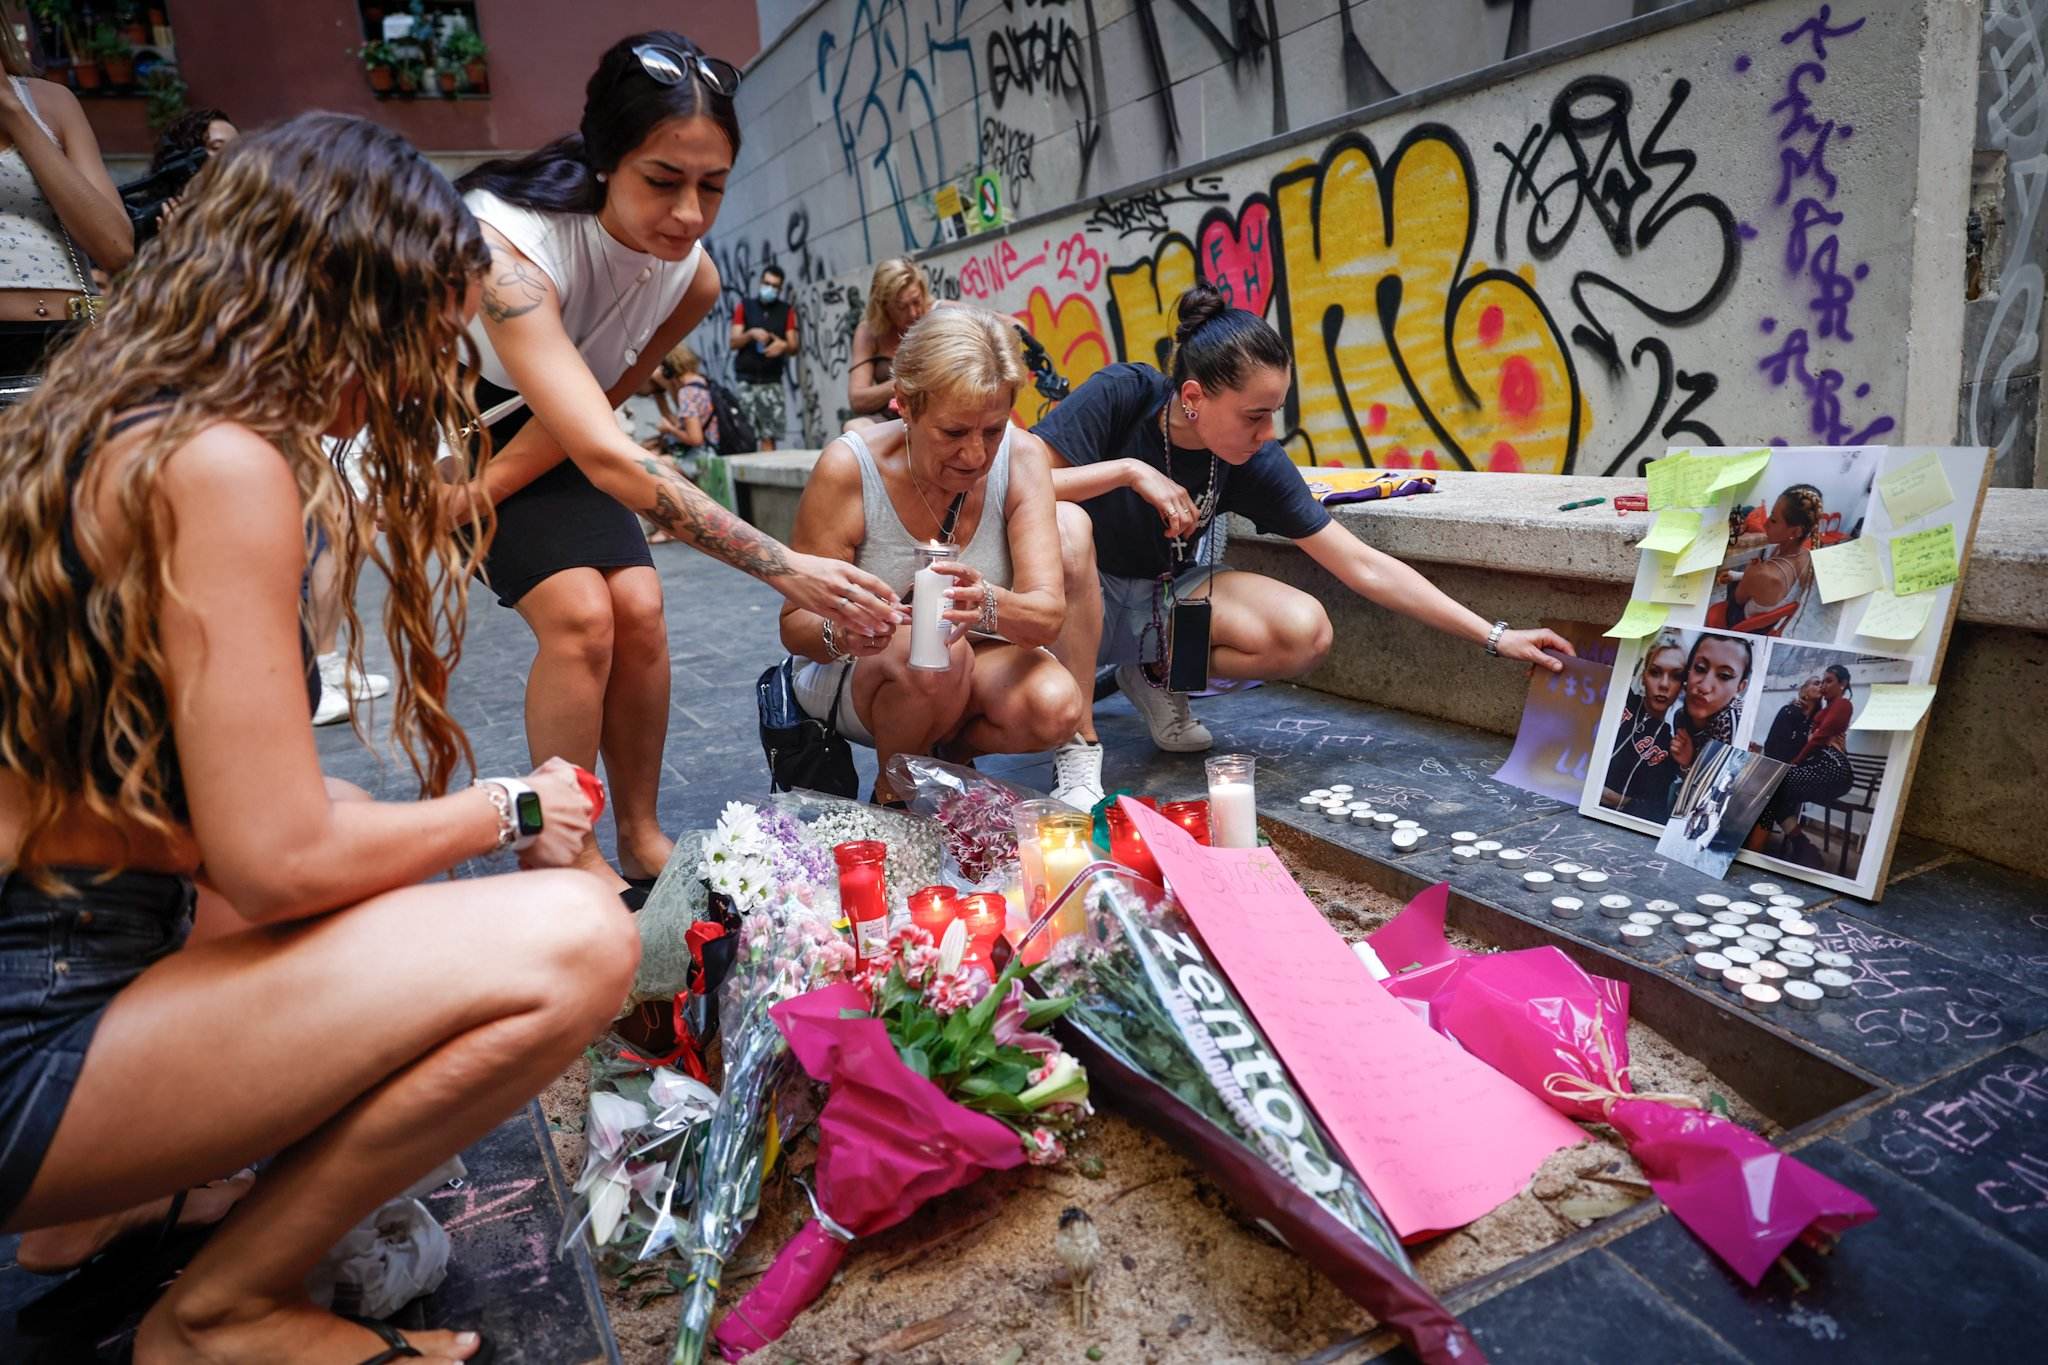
[465,228,904,632]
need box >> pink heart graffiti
[1198,200,1275,318]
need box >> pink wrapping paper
[712,983,1026,1358]
[1373,887,1876,1285]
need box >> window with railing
[354,1,489,100]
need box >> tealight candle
[1778,936,1818,958]
[1474,840,1504,858]
[1523,871,1556,891]
[1770,894,1806,909]
[1496,848,1530,869]
[1645,899,1680,915]
[1710,924,1744,941]
[1351,808,1381,826]
[1753,959,1790,985]
[1721,966,1761,994]
[1684,932,1722,950]
[1324,802,1352,822]
[1736,935,1774,955]
[1696,893,1730,909]
[1329,784,1354,795]
[1748,923,1784,942]
[1813,968,1853,997]
[1721,945,1761,968]
[1741,982,1782,1012]
[1552,862,1584,877]
[1450,831,1481,845]
[1299,793,1328,809]
[1451,845,1483,865]
[1599,894,1634,918]
[1784,979,1825,1010]
[1748,882,1784,897]
[1394,819,1421,830]
[1813,950,1853,972]
[1775,952,1816,976]
[1347,801,1376,814]
[1782,919,1820,939]
[1205,754,1260,849]
[1373,811,1400,827]
[1619,923,1656,948]
[1576,870,1610,888]
[1712,911,1747,926]
[1671,912,1710,931]
[1391,829,1421,851]
[1627,911,1664,929]
[1550,896,1585,919]
[1693,951,1730,980]
[1766,905,1802,923]
[1727,901,1763,917]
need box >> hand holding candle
[909,542,960,670]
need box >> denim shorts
[0,867,193,1226]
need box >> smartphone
[1166,598,1212,694]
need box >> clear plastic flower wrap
[882,753,1034,884]
[561,1054,718,1263]
[765,788,947,908]
[1036,868,1482,1365]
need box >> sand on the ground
[537,869,1773,1364]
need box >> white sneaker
[312,682,351,726]
[1115,664,1213,753]
[1050,738,1106,811]
[318,651,390,701]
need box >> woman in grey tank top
[782,309,1106,808]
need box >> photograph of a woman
[1599,629,1687,821]
[1592,628,1759,828]
[1709,449,1876,642]
[1743,645,1911,873]
[1657,739,1791,877]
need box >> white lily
[588,1170,632,1247]
[936,917,968,977]
[587,1091,650,1162]
[647,1069,719,1131]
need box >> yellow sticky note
[1706,449,1773,497]
[1879,452,1955,525]
[1857,590,1936,642]
[1649,558,1713,606]
[1890,524,1959,595]
[1638,509,1704,555]
[1809,538,1885,603]
[1850,684,1936,732]
[1603,600,1671,639]
[1674,520,1729,576]
[1645,453,1693,510]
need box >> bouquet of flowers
[700,801,838,918]
[710,922,1086,1358]
[671,908,854,1365]
[1372,887,1876,1285]
[1039,867,1481,1365]
[771,788,946,908]
[563,1055,719,1261]
[883,753,1032,883]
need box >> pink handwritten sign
[1123,800,1583,1239]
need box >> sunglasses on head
[632,44,741,97]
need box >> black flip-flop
[622,874,658,895]
[347,1315,494,1365]
[619,885,649,912]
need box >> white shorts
[790,659,873,747]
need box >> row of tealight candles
[1297,785,1430,851]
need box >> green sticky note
[1856,589,1936,642]
[1674,520,1729,576]
[1648,558,1713,606]
[1809,537,1885,603]
[1879,452,1955,525]
[1603,600,1671,639]
[1638,509,1703,555]
[1890,524,1959,595]
[1705,449,1773,497]
[1646,453,1693,510]
[1850,683,1936,732]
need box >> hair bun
[1173,284,1229,345]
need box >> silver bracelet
[976,581,999,635]
[474,779,518,851]
[1484,620,1509,657]
[820,618,851,662]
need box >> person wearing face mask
[844,256,933,431]
[781,308,1104,809]
[445,33,901,903]
[1602,630,1687,821]
[1033,285,1572,752]
[731,262,796,449]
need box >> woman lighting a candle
[779,308,1106,808]
[1033,285,1572,752]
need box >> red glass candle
[1105,799,1163,883]
[907,884,962,942]
[1161,799,1212,846]
[833,841,890,965]
[959,892,1006,972]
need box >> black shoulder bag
[756,656,859,797]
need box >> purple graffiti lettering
[1772,65,1843,204]
[1781,4,1867,61]
[1807,234,1857,340]
[1786,197,1846,272]
[1757,326,1896,444]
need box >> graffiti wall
[699,0,1977,479]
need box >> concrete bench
[728,452,2048,879]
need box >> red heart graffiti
[1197,200,1275,319]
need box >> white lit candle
[909,542,956,671]
[1205,754,1259,849]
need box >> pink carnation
[813,938,857,982]
[1023,1127,1066,1167]
[923,969,988,1015]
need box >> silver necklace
[595,236,662,368]
[1159,401,1219,563]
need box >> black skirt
[473,378,652,608]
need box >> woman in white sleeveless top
[447,33,899,900]
[0,29,132,385]
[781,309,1105,808]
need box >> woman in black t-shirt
[1032,286,1571,752]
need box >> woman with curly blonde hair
[0,114,636,1363]
[843,255,934,429]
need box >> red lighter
[573,765,607,821]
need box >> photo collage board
[1578,446,1993,901]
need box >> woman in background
[843,256,933,430]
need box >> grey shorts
[0,867,194,1224]
[736,381,787,446]
[1098,564,1231,669]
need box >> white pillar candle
[908,542,957,671]
[1205,753,1259,849]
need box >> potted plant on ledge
[357,40,397,94]
[435,61,457,96]
[440,26,487,93]
[86,24,133,88]
[26,0,78,87]
[395,57,421,97]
